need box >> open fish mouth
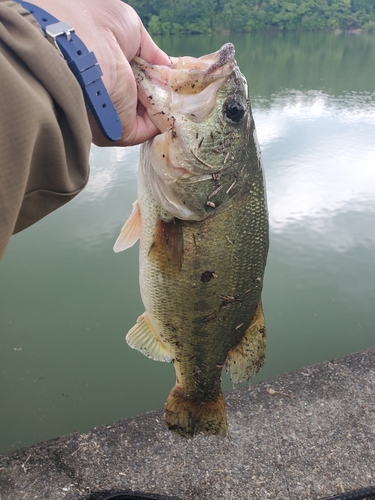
[130,44,250,221]
[131,43,237,133]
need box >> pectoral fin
[113,200,142,252]
[148,217,183,273]
[225,302,266,384]
[126,312,173,363]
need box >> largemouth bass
[114,43,269,438]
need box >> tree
[123,0,375,34]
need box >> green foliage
[148,15,181,35]
[124,0,375,34]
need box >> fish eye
[223,98,246,123]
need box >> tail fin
[164,386,227,438]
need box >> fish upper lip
[135,42,235,70]
[204,43,235,74]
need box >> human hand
[29,0,171,146]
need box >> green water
[1,32,375,454]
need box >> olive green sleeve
[0,0,92,260]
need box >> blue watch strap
[14,0,122,141]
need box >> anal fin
[126,312,173,363]
[225,302,266,384]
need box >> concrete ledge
[1,348,375,500]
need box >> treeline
[125,0,375,34]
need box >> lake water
[1,32,375,454]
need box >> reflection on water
[1,32,375,454]
[86,146,138,199]
[68,146,140,247]
[255,90,375,238]
[257,90,375,123]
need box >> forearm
[0,0,91,259]
[0,0,170,258]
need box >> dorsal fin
[113,200,142,252]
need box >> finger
[138,28,171,66]
[109,4,171,67]
[89,103,161,147]
[131,113,161,145]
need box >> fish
[114,43,269,438]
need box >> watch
[13,0,122,141]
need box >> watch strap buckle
[45,22,75,59]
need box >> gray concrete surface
[1,348,374,500]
